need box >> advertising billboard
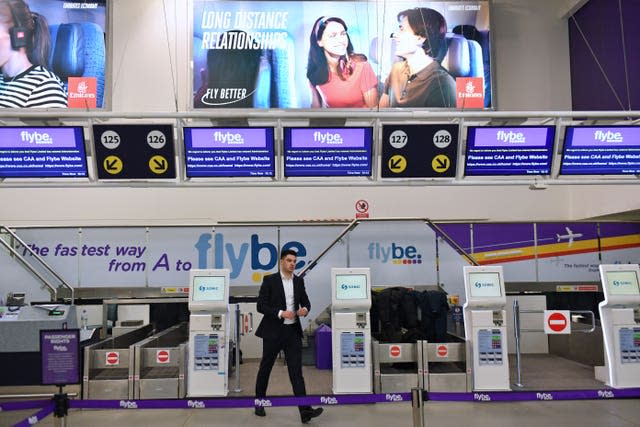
[0,0,107,109]
[192,0,491,109]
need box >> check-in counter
[82,324,154,399]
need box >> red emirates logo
[456,77,484,109]
[68,77,97,108]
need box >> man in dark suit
[254,249,323,423]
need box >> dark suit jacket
[255,272,311,339]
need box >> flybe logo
[496,130,525,144]
[314,131,343,144]
[214,131,244,144]
[368,242,422,265]
[195,233,306,280]
[21,130,53,145]
[594,130,623,143]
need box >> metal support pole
[513,300,523,388]
[234,303,242,392]
[411,387,425,427]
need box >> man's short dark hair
[281,249,298,259]
[398,7,448,59]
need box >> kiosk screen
[605,271,640,296]
[192,276,226,301]
[335,274,368,300]
[469,272,502,297]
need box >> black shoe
[300,407,323,423]
[254,407,266,417]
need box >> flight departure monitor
[463,266,506,305]
[332,268,371,310]
[188,269,230,311]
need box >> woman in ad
[306,16,378,108]
[0,0,67,108]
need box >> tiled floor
[2,354,640,427]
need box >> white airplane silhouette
[556,227,583,246]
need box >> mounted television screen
[183,127,275,177]
[0,127,87,178]
[605,270,640,296]
[560,126,640,175]
[0,0,107,109]
[283,127,373,177]
[464,126,555,176]
[468,272,502,298]
[335,274,368,300]
[192,275,227,302]
[192,0,492,109]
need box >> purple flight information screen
[284,127,373,177]
[0,127,87,178]
[465,126,555,176]
[561,126,640,175]
[183,127,275,177]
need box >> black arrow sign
[434,157,449,170]
[152,158,167,171]
[389,157,403,170]
[105,159,119,170]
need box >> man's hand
[281,310,296,320]
[297,307,308,317]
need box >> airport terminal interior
[2,0,640,426]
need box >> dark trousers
[255,324,308,411]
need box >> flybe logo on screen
[21,130,53,145]
[194,233,306,279]
[314,131,343,144]
[594,130,623,143]
[496,130,525,144]
[368,242,422,265]
[474,281,494,288]
[213,131,244,144]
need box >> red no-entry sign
[544,310,571,334]
[106,351,119,366]
[436,344,448,358]
[157,349,170,364]
[389,345,401,358]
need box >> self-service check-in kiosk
[598,264,640,388]
[462,266,510,391]
[187,269,230,397]
[331,268,372,394]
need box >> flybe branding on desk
[0,128,80,148]
[288,128,366,148]
[367,242,423,265]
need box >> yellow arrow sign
[388,155,407,173]
[149,155,168,174]
[432,155,450,173]
[103,155,123,175]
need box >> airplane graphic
[556,227,583,246]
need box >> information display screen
[560,126,640,175]
[183,127,275,177]
[468,272,502,297]
[335,274,368,300]
[284,127,373,177]
[192,276,226,301]
[0,127,87,178]
[464,126,555,176]
[605,271,640,296]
